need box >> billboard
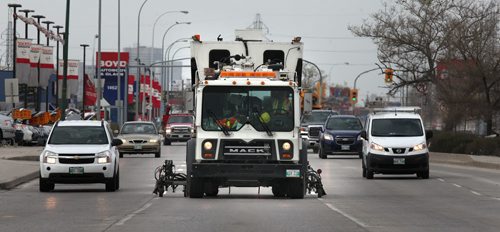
[97,52,129,122]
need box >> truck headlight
[96,151,112,164]
[203,141,213,150]
[165,128,171,134]
[413,143,427,151]
[282,142,291,151]
[43,151,57,164]
[323,134,333,141]
[370,143,385,152]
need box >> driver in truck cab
[271,91,292,115]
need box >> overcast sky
[1,0,395,101]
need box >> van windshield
[371,119,423,137]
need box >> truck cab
[186,30,307,198]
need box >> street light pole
[7,4,22,87]
[135,0,149,120]
[151,11,189,65]
[117,0,122,125]
[52,25,63,107]
[80,44,89,119]
[18,8,34,109]
[32,15,45,112]
[96,0,102,120]
[61,0,71,120]
[42,20,53,112]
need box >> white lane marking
[470,191,482,196]
[437,178,445,182]
[115,202,153,226]
[453,184,462,188]
[319,199,368,228]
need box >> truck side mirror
[360,130,367,140]
[425,130,433,140]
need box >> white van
[360,107,433,179]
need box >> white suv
[361,107,433,179]
[39,120,123,192]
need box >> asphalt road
[1,143,500,232]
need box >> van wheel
[39,175,54,192]
[418,170,429,179]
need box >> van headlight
[323,134,334,141]
[42,151,57,164]
[413,143,427,151]
[96,151,112,164]
[370,143,385,152]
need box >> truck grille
[221,139,276,161]
[58,154,95,164]
[335,136,355,145]
[308,126,322,137]
[172,127,190,134]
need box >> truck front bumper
[191,162,305,179]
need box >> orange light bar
[219,71,276,78]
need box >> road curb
[0,171,38,190]
[430,152,500,170]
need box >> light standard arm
[160,22,191,90]
[151,11,188,65]
[135,0,149,120]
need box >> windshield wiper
[252,111,273,136]
[207,110,230,136]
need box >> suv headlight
[413,143,427,151]
[96,151,112,164]
[323,134,334,141]
[370,143,385,152]
[42,151,57,164]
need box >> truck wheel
[188,178,204,198]
[204,181,219,197]
[287,179,305,199]
[272,182,286,197]
[39,174,54,192]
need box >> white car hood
[371,136,426,148]
[44,144,110,154]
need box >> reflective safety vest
[219,117,238,129]
[272,98,291,112]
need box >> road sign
[4,79,19,104]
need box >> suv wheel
[39,174,54,192]
[105,171,118,192]
[362,162,367,178]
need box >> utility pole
[42,20,53,112]
[80,44,89,119]
[52,25,63,107]
[8,3,22,109]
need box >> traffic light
[350,88,358,104]
[385,68,394,83]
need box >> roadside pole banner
[153,79,160,108]
[139,75,145,101]
[57,59,79,98]
[84,74,97,106]
[39,46,55,89]
[128,75,135,103]
[15,38,32,84]
[28,44,42,87]
[98,52,129,107]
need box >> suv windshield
[326,117,363,130]
[168,116,193,124]
[121,123,157,134]
[202,86,294,132]
[48,126,108,144]
[301,111,334,125]
[371,119,423,137]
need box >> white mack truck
[184,29,311,198]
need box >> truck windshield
[202,86,294,132]
[48,126,108,145]
[371,119,423,137]
[326,117,363,131]
[168,116,193,124]
[301,111,332,125]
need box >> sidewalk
[0,146,42,190]
[1,147,500,190]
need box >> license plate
[341,145,350,151]
[134,145,142,150]
[286,169,301,178]
[69,167,84,174]
[393,158,405,165]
